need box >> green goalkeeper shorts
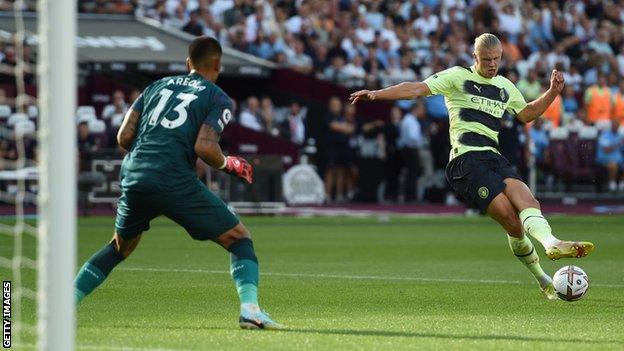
[115,180,240,241]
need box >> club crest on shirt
[500,88,507,101]
[478,186,489,199]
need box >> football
[553,265,590,302]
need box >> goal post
[37,0,76,349]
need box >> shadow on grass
[281,328,621,344]
[82,324,623,345]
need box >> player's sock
[229,238,259,308]
[507,234,551,287]
[74,242,125,304]
[519,208,559,249]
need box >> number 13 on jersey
[148,88,198,129]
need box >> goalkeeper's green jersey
[423,66,528,160]
[121,71,233,193]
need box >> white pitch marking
[119,267,624,288]
[120,267,521,285]
[16,344,190,351]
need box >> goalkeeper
[73,36,283,329]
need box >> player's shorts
[445,151,522,213]
[115,180,240,241]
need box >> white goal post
[37,0,76,350]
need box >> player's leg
[214,224,282,329]
[486,193,555,299]
[446,153,553,298]
[74,233,142,304]
[503,178,594,260]
[75,190,154,304]
[214,223,258,308]
[165,184,283,329]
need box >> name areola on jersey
[166,77,206,91]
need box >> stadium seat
[88,119,106,134]
[578,126,598,140]
[549,127,569,140]
[77,114,97,124]
[110,113,124,128]
[13,119,36,136]
[0,104,11,120]
[7,112,28,127]
[76,105,97,118]
[594,119,612,131]
[27,105,38,119]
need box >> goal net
[0,0,76,350]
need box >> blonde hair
[474,33,501,53]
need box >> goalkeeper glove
[220,156,253,184]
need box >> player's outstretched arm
[349,81,431,104]
[516,69,565,123]
[117,108,141,151]
[194,124,253,184]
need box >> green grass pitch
[2,215,624,350]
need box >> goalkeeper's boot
[545,240,594,260]
[239,304,285,330]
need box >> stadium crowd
[132,0,624,197]
[2,0,624,202]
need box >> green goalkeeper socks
[229,238,259,306]
[74,242,125,304]
[519,208,559,249]
[507,234,550,287]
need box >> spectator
[562,86,580,116]
[354,17,375,45]
[383,107,402,202]
[248,30,275,60]
[102,90,128,120]
[381,54,417,88]
[239,96,263,131]
[322,55,347,83]
[563,65,584,93]
[259,96,279,137]
[281,101,306,145]
[286,39,313,74]
[528,118,552,188]
[424,92,448,121]
[341,54,367,88]
[324,97,354,203]
[182,9,204,36]
[498,2,522,41]
[413,6,439,36]
[517,69,543,101]
[77,121,98,172]
[375,39,399,70]
[397,102,423,202]
[542,86,563,128]
[343,103,361,201]
[244,2,273,44]
[613,81,624,127]
[414,102,434,202]
[584,74,612,124]
[596,119,624,192]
